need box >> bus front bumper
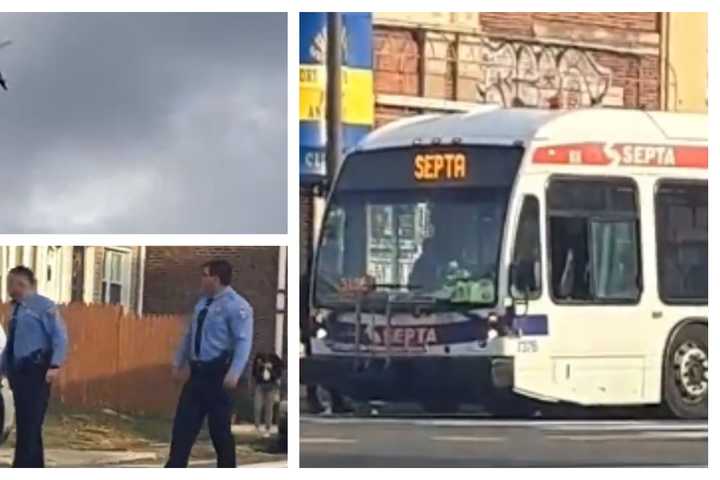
[301,354,514,403]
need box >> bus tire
[663,323,707,419]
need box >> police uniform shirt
[0,293,69,375]
[173,286,254,381]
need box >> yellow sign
[299,64,374,126]
[414,153,467,181]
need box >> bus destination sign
[414,152,467,182]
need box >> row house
[0,246,143,312]
[0,246,287,357]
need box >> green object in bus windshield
[450,279,495,304]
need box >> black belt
[8,349,51,379]
[190,352,231,377]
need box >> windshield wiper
[372,283,422,290]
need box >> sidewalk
[232,423,278,439]
[123,458,288,468]
[1,449,287,468]
[1,409,285,467]
[0,449,158,467]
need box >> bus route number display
[414,152,467,182]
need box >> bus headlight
[313,308,331,325]
[316,328,328,339]
[486,313,500,340]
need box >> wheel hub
[673,341,708,403]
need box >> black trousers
[165,371,236,468]
[9,367,50,468]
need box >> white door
[511,176,650,405]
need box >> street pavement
[300,415,707,467]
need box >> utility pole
[325,13,343,185]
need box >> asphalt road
[300,416,707,467]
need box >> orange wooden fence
[0,303,190,416]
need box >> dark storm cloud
[0,13,287,233]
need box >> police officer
[0,266,69,468]
[166,259,253,468]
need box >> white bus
[301,106,707,419]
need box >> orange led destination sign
[414,152,467,181]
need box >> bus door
[510,176,648,405]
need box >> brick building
[373,12,663,125]
[143,246,287,360]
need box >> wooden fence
[0,303,198,416]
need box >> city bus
[301,106,708,419]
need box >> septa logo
[366,325,438,347]
[605,144,677,167]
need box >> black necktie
[6,302,21,371]
[194,297,214,358]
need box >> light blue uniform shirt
[0,293,69,375]
[173,286,254,381]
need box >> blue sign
[299,13,373,184]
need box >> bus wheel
[663,324,707,419]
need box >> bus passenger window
[550,217,591,301]
[547,178,641,304]
[511,195,541,297]
[589,220,640,300]
[655,182,708,304]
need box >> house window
[44,246,64,302]
[71,246,85,303]
[102,249,131,307]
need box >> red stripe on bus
[674,146,708,169]
[532,144,609,165]
[533,144,707,169]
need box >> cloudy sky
[0,13,286,233]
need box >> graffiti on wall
[462,38,615,108]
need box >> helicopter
[0,39,10,91]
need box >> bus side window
[511,195,541,298]
[547,178,641,304]
[589,219,641,301]
[549,216,591,300]
[655,181,708,304]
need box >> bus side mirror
[510,259,537,300]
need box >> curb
[0,451,159,468]
[240,460,287,468]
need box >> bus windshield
[314,145,523,310]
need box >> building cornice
[373,16,659,57]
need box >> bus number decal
[518,340,539,353]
